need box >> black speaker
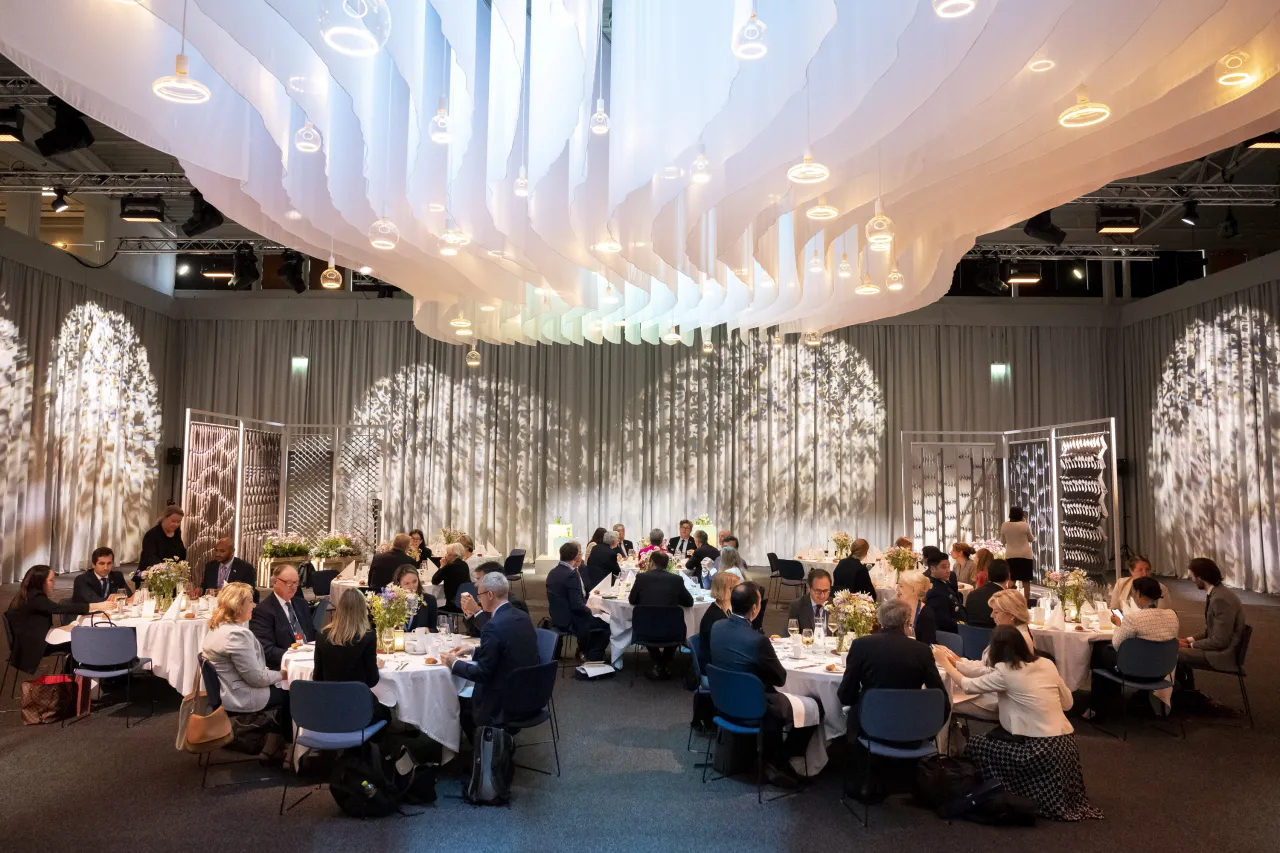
[1116,458,1130,478]
[165,447,183,466]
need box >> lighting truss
[1075,182,1280,206]
[115,237,285,254]
[0,77,52,106]
[0,170,192,195]
[964,243,1159,261]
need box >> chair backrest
[198,653,222,710]
[69,625,137,668]
[312,569,339,597]
[858,688,949,744]
[501,660,557,722]
[632,605,687,645]
[957,623,992,661]
[751,600,768,632]
[687,632,704,675]
[312,598,332,633]
[2,610,15,654]
[1114,638,1180,680]
[456,581,478,610]
[534,627,559,665]
[706,664,766,724]
[778,559,805,581]
[504,550,526,578]
[1236,623,1252,673]
[766,552,780,576]
[936,630,964,657]
[290,680,376,733]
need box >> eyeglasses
[276,579,299,588]
[477,589,494,599]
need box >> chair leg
[756,731,764,805]
[1240,675,1254,729]
[702,726,715,784]
[278,765,290,815]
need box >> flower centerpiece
[261,532,310,559]
[310,531,363,561]
[365,585,420,652]
[975,538,1006,559]
[883,545,920,582]
[1045,568,1089,620]
[832,531,853,560]
[142,557,191,611]
[694,513,711,526]
[439,527,465,545]
[824,590,877,653]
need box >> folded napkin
[1044,604,1066,630]
[778,691,821,729]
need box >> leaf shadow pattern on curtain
[0,306,33,584]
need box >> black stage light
[1219,207,1240,239]
[974,257,1009,295]
[278,250,308,293]
[50,187,69,213]
[181,189,225,236]
[1246,130,1280,149]
[34,96,94,157]
[1006,261,1042,285]
[230,243,259,289]
[120,194,165,222]
[1180,198,1200,226]
[1095,205,1141,234]
[0,107,24,142]
[1023,210,1066,246]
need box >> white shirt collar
[275,592,293,612]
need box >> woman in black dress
[134,506,187,586]
[7,565,113,675]
[431,543,471,613]
[832,538,876,598]
[407,528,432,567]
[392,565,438,632]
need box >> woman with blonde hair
[201,582,289,756]
[972,548,994,588]
[934,588,1037,720]
[697,571,741,674]
[432,542,471,613]
[134,505,186,587]
[896,569,936,644]
[315,585,381,687]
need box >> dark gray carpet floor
[2,574,1278,853]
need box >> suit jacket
[407,595,438,632]
[432,560,473,611]
[546,562,595,632]
[584,546,621,590]
[464,597,528,637]
[71,570,131,604]
[708,613,786,694]
[667,535,696,557]
[963,582,1004,628]
[832,558,876,598]
[787,594,828,632]
[628,568,694,608]
[314,629,379,687]
[925,576,965,634]
[450,602,540,727]
[7,593,90,673]
[368,549,416,594]
[836,629,949,719]
[1193,585,1246,670]
[201,557,256,593]
[686,545,720,582]
[249,592,316,669]
[612,539,635,558]
[911,601,937,645]
[200,623,282,713]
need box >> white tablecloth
[48,612,210,693]
[587,572,713,665]
[1029,624,1113,690]
[282,634,477,758]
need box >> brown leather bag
[21,675,89,725]
[177,666,233,753]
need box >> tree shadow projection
[0,304,33,583]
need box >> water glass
[787,618,799,638]
[801,628,814,651]
[438,616,452,641]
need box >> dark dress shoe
[764,763,799,790]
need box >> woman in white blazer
[936,626,1101,821]
[201,582,291,754]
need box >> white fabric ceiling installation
[3,0,1280,346]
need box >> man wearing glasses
[250,563,315,668]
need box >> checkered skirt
[966,731,1103,821]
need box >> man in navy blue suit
[199,537,258,601]
[249,563,315,668]
[71,547,133,604]
[443,572,539,736]
[546,541,611,663]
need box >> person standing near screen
[1001,506,1035,605]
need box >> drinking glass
[801,628,814,650]
[438,616,452,641]
[787,619,799,638]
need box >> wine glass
[801,628,814,650]
[827,614,840,640]
[787,618,799,638]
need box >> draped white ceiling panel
[3,0,1280,346]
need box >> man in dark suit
[709,581,813,789]
[963,559,1010,628]
[667,519,696,558]
[1178,557,1247,688]
[611,524,634,558]
[628,551,693,679]
[443,573,539,735]
[71,547,132,604]
[199,537,258,601]
[924,554,965,634]
[460,561,530,636]
[786,568,832,632]
[546,541,611,662]
[368,533,418,593]
[686,530,720,584]
[585,531,622,588]
[249,563,315,668]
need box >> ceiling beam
[966,243,1159,260]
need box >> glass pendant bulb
[837,252,853,279]
[691,145,711,184]
[319,256,342,289]
[153,53,211,104]
[732,12,768,60]
[602,284,620,305]
[804,332,822,348]
[806,196,838,220]
[320,0,391,57]
[450,313,471,328]
[368,217,399,250]
[856,272,881,295]
[887,265,905,291]
[808,250,824,274]
[294,121,322,153]
[664,329,683,343]
[786,148,829,184]
[702,340,713,354]
[513,165,529,197]
[439,232,458,256]
[1058,90,1111,128]
[590,98,610,135]
[465,348,481,367]
[429,97,451,144]
[865,197,895,251]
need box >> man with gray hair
[585,529,622,589]
[443,571,539,735]
[611,523,634,557]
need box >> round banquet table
[329,577,362,605]
[587,571,713,666]
[1028,622,1113,690]
[48,611,210,693]
[282,634,478,759]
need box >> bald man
[200,537,258,601]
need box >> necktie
[285,600,303,636]
[815,604,822,624]
[218,562,230,587]
[102,576,110,598]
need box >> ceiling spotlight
[1219,207,1240,239]
[231,243,259,289]
[465,348,481,367]
[177,263,191,275]
[664,329,683,343]
[368,217,399,250]
[865,197,895,251]
[855,273,881,295]
[837,252,853,279]
[1217,51,1254,87]
[804,332,822,348]
[787,148,829,184]
[806,197,838,220]
[120,195,165,222]
[932,0,976,17]
[1058,90,1111,128]
[182,190,224,235]
[358,265,372,275]
[1028,59,1055,73]
[294,121,322,153]
[320,0,391,57]
[429,98,451,144]
[319,257,342,289]
[808,250,824,273]
[732,12,767,60]
[513,165,529,197]
[0,106,24,142]
[50,188,70,214]
[590,98,610,136]
[1071,266,1085,280]
[886,266,905,290]
[1095,205,1141,234]
[153,53,211,105]
[594,238,622,253]
[1180,198,1200,226]
[1246,131,1280,150]
[1023,209,1066,246]
[602,284,620,305]
[1006,261,1042,285]
[691,145,711,184]
[35,97,95,156]
[278,249,308,294]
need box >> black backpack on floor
[463,725,515,806]
[330,743,401,818]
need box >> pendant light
[664,328,683,343]
[320,0,391,57]
[153,1,211,104]
[513,167,529,197]
[808,249,824,274]
[806,196,838,220]
[691,145,711,184]
[804,332,822,348]
[589,3,609,135]
[602,283,620,304]
[866,198,895,251]
[732,6,768,60]
[932,0,976,17]
[702,339,714,354]
[887,264,905,291]
[837,252,853,279]
[1217,51,1254,87]
[450,312,472,329]
[294,120,322,153]
[1058,89,1110,128]
[320,238,341,289]
[855,250,880,295]
[513,28,531,198]
[429,98,451,144]
[368,218,399,250]
[787,81,827,184]
[465,348,481,367]
[368,56,399,249]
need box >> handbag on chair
[177,667,233,753]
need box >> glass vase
[836,631,849,654]
[378,627,396,654]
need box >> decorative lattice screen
[284,432,334,541]
[1008,439,1055,575]
[335,428,384,549]
[240,428,281,565]
[909,443,1002,548]
[182,422,239,571]
[1057,431,1111,577]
